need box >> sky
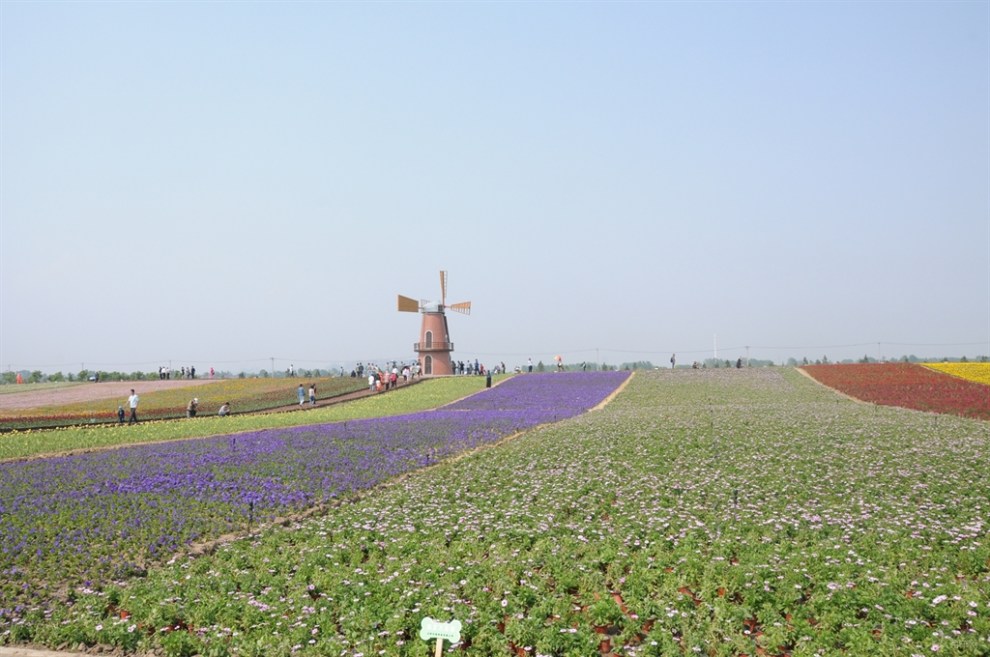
[1,1,988,374]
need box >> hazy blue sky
[2,1,988,374]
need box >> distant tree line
[785,354,988,366]
[2,355,987,385]
[0,368,347,385]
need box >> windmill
[397,270,471,376]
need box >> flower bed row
[923,362,990,386]
[5,368,986,657]
[802,362,990,420]
[0,377,370,430]
[0,371,630,631]
[0,377,489,462]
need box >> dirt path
[0,648,92,657]
[794,366,869,404]
[260,378,422,413]
[0,380,224,411]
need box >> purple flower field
[446,371,627,415]
[0,371,630,617]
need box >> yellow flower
[922,362,990,386]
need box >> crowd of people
[155,365,217,379]
[449,359,507,376]
[365,362,416,392]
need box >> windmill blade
[397,295,420,312]
[439,270,448,307]
[448,301,471,315]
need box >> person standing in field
[308,383,316,405]
[127,389,139,424]
[670,354,676,369]
[297,383,305,406]
[117,405,125,423]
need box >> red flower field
[802,362,990,421]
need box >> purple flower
[0,372,630,615]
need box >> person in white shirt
[127,389,139,424]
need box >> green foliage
[619,361,655,370]
[2,369,987,656]
[0,376,491,460]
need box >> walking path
[262,377,422,413]
[0,649,91,657]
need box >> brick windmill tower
[397,270,471,375]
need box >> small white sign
[420,616,462,644]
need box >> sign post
[420,617,461,657]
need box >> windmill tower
[397,270,471,376]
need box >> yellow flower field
[923,362,990,385]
